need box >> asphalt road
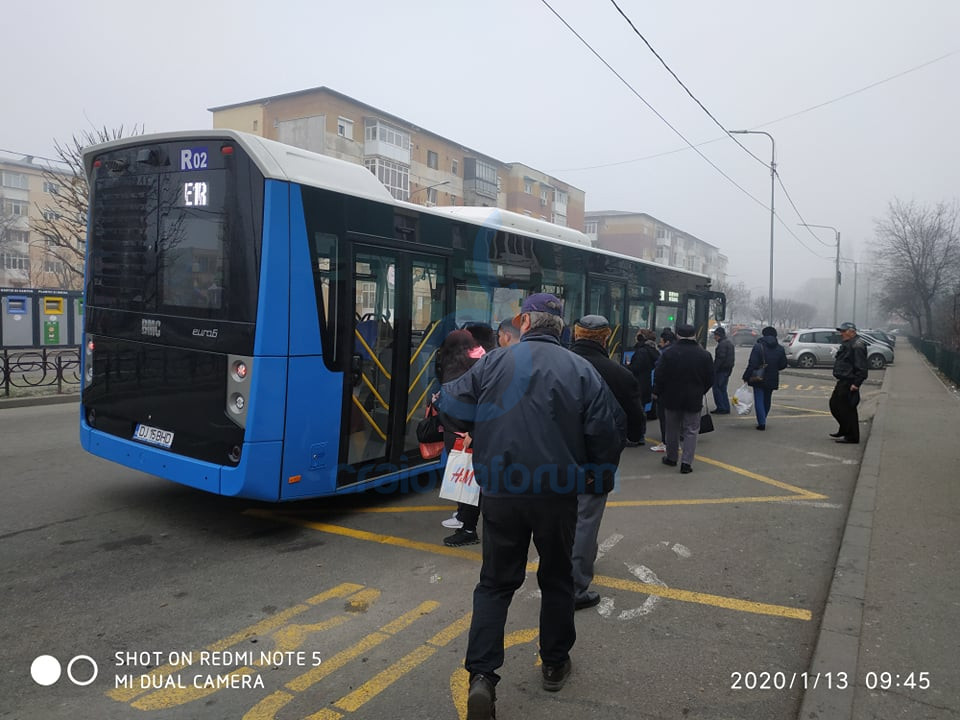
[0,352,880,720]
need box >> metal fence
[912,337,960,386]
[1,347,82,397]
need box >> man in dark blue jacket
[439,294,625,720]
[711,327,736,414]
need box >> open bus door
[345,244,449,486]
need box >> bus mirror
[715,296,726,322]
[350,354,363,386]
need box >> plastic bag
[732,384,754,415]
[438,439,480,506]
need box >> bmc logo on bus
[141,319,161,338]
[180,148,208,171]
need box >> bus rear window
[87,140,263,323]
[159,170,227,311]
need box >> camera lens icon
[31,655,98,686]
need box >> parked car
[731,327,760,346]
[861,328,896,347]
[784,328,894,370]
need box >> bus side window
[312,232,339,364]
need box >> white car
[784,328,894,370]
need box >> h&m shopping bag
[438,440,480,506]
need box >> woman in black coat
[628,329,660,446]
[436,329,485,546]
[741,326,788,430]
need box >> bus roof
[83,130,710,283]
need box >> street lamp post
[409,180,450,203]
[731,130,775,327]
[798,223,840,327]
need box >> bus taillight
[226,354,252,429]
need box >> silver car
[784,328,894,370]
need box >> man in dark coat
[653,323,714,473]
[569,315,645,610]
[628,328,660,442]
[830,321,868,444]
[711,326,735,414]
[438,294,625,719]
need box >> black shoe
[542,658,572,692]
[625,439,643,447]
[444,529,479,547]
[829,432,844,438]
[467,674,496,720]
[756,425,765,431]
[680,463,693,474]
[835,438,859,444]
[662,457,677,467]
[575,591,601,610]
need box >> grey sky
[8,0,959,296]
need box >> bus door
[587,277,627,362]
[347,246,447,480]
[682,291,712,346]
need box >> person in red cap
[438,293,625,720]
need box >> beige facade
[585,211,727,285]
[209,86,582,225]
[0,153,78,290]
[502,163,585,231]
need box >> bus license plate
[133,423,174,449]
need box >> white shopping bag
[732,383,754,415]
[439,443,480,506]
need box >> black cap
[837,322,857,332]
[676,323,696,338]
[762,326,778,337]
[713,326,726,337]
[576,314,610,330]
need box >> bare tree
[30,125,143,290]
[872,199,960,336]
[713,280,751,323]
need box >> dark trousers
[456,500,481,533]
[465,494,578,684]
[829,381,860,441]
[712,370,731,412]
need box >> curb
[796,357,888,718]
[0,393,80,410]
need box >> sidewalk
[799,343,960,719]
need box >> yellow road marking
[775,404,832,415]
[250,513,811,621]
[107,583,363,703]
[590,574,811,620]
[451,628,539,720]
[607,495,822,507]
[690,456,826,498]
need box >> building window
[3,199,29,216]
[463,158,498,200]
[427,150,438,170]
[337,117,354,140]
[554,189,568,210]
[540,188,549,206]
[43,181,60,194]
[0,252,30,271]
[364,120,410,150]
[364,157,410,201]
[2,172,29,189]
[449,194,457,205]
[44,259,64,273]
[252,120,258,132]
[426,187,438,206]
[6,229,29,245]
[585,221,598,235]
[524,180,533,194]
[42,209,61,221]
[451,159,458,176]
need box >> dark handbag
[748,346,767,385]
[699,400,714,434]
[417,404,444,460]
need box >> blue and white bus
[80,130,724,501]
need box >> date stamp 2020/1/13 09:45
[730,671,931,691]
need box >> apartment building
[209,86,584,226]
[585,210,727,285]
[0,152,78,290]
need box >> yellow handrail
[354,329,391,380]
[351,395,387,441]
[408,348,438,394]
[409,321,440,367]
